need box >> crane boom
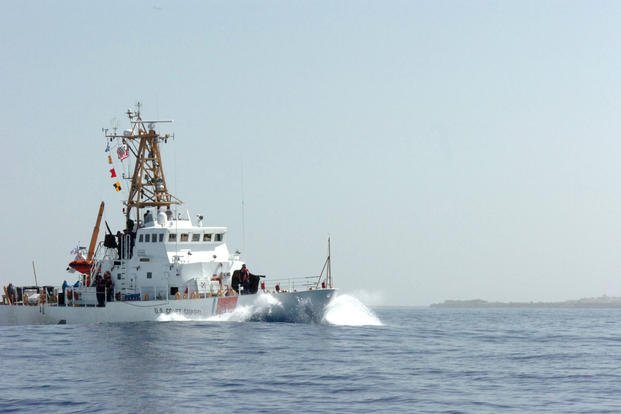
[87,202,105,261]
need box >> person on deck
[241,264,249,284]
[240,264,251,294]
[61,280,68,306]
[143,210,153,225]
[239,264,261,295]
[7,283,16,304]
[95,275,105,307]
[104,272,114,302]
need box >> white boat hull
[0,289,336,326]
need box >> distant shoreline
[430,296,621,308]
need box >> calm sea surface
[1,296,621,413]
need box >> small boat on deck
[0,105,335,325]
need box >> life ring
[143,293,149,301]
[175,291,181,300]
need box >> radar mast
[104,103,181,228]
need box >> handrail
[263,275,319,292]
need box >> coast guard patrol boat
[0,106,335,325]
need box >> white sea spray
[155,293,285,323]
[322,293,383,326]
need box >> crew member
[241,264,249,283]
[61,280,68,306]
[104,272,114,302]
[95,275,105,307]
[144,210,153,224]
[7,283,15,304]
[240,264,251,294]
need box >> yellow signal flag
[113,182,122,192]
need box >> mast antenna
[32,261,39,288]
[327,236,332,288]
[241,159,246,254]
[315,236,333,289]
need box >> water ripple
[3,308,621,412]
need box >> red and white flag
[117,144,129,161]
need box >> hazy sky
[1,1,621,306]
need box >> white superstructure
[99,215,239,303]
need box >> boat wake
[206,293,283,322]
[156,312,195,322]
[155,293,284,323]
[156,292,382,325]
[322,294,383,326]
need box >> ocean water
[1,296,621,413]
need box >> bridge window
[215,233,223,242]
[168,233,176,242]
[203,233,212,242]
[147,272,152,279]
[192,233,200,242]
[180,233,189,242]
[139,234,144,243]
[159,233,164,242]
[145,234,151,242]
[152,234,157,243]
